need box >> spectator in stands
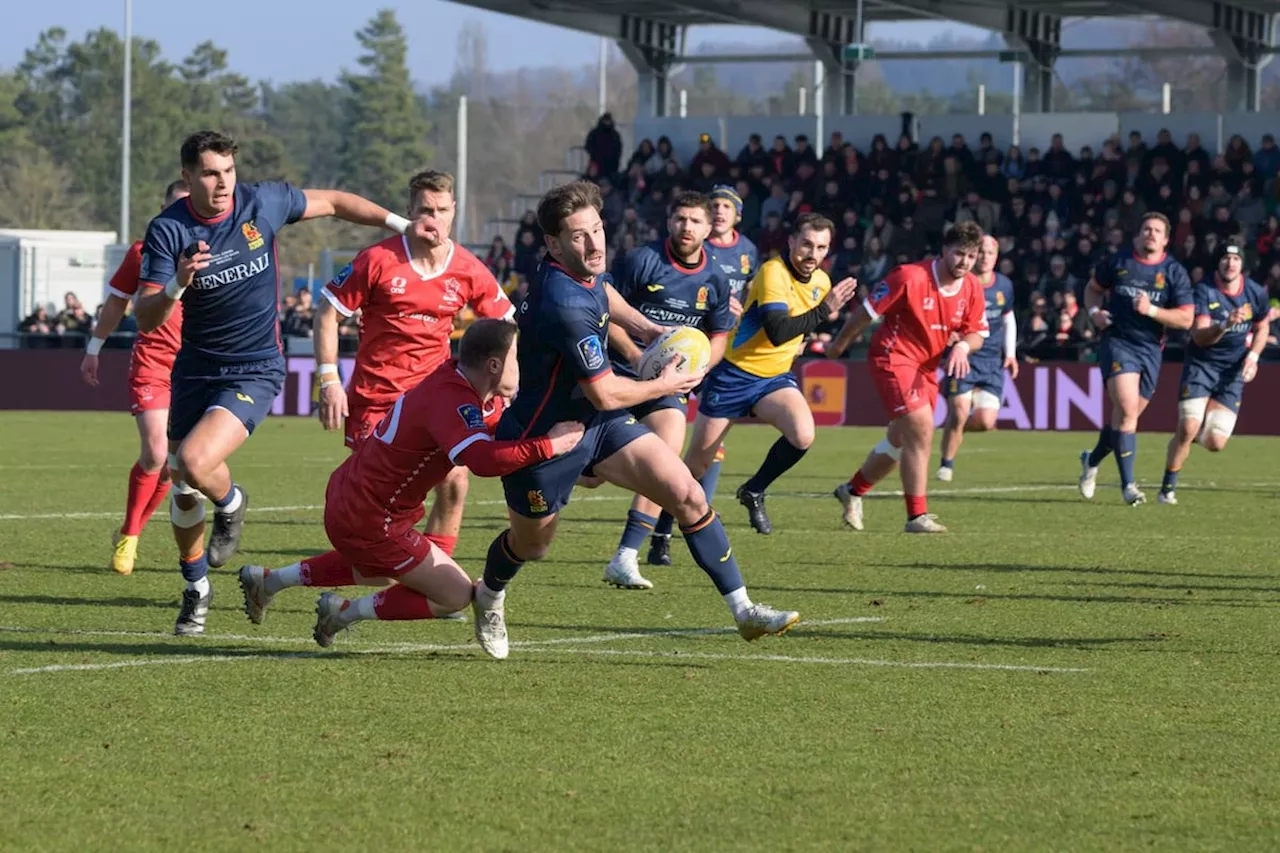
[19,305,53,335]
[628,139,657,176]
[690,132,731,179]
[1043,134,1076,181]
[584,112,623,179]
[736,132,769,172]
[484,235,514,279]
[282,286,314,339]
[56,292,92,336]
[1253,133,1280,182]
[1002,144,1025,180]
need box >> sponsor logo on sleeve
[577,335,606,370]
[457,403,486,431]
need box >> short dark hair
[163,179,189,204]
[408,170,455,203]
[669,191,713,221]
[537,181,602,238]
[1140,211,1171,234]
[180,131,237,170]
[794,212,835,238]
[942,221,985,251]
[458,318,517,368]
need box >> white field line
[2,615,1088,677]
[0,617,883,655]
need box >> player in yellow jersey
[684,213,858,533]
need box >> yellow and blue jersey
[726,256,831,378]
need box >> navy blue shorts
[168,354,285,442]
[1099,338,1162,400]
[944,356,1004,399]
[698,361,799,419]
[501,410,649,518]
[1180,358,1244,411]
[630,392,688,422]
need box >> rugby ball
[637,326,712,381]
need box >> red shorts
[343,404,390,450]
[870,358,938,418]
[129,371,172,416]
[328,524,435,578]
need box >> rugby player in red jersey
[238,320,582,658]
[828,222,989,533]
[80,180,190,575]
[313,170,513,559]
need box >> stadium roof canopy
[447,0,1280,112]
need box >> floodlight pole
[120,0,132,242]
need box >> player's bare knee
[1204,435,1228,452]
[436,467,470,503]
[971,411,997,432]
[139,442,167,474]
[666,475,708,525]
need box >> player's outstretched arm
[580,357,704,412]
[827,303,873,358]
[453,421,585,477]
[300,189,410,234]
[80,295,130,386]
[313,300,347,431]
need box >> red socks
[849,471,874,497]
[905,494,928,519]
[425,533,458,557]
[372,584,435,620]
[122,463,169,536]
[298,551,356,586]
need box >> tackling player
[600,191,734,590]
[937,235,1017,481]
[470,181,800,659]
[237,321,583,655]
[1159,244,1269,503]
[134,130,418,637]
[645,184,759,567]
[314,170,514,558]
[1077,213,1193,506]
[829,222,990,533]
[683,213,857,535]
[80,180,189,575]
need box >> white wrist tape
[954,340,971,357]
[164,278,187,300]
[317,362,339,376]
[1088,305,1100,317]
[1145,304,1159,319]
[85,337,105,356]
[385,213,411,235]
[320,379,342,389]
[1246,351,1260,363]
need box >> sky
[0,0,969,85]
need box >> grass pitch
[2,411,1278,852]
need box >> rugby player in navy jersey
[1159,244,1270,504]
[134,130,420,636]
[1077,212,1193,506]
[937,235,1017,481]
[469,181,800,658]
[600,191,734,589]
[646,185,760,568]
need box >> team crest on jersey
[870,282,889,303]
[527,490,548,513]
[812,286,821,301]
[242,221,264,251]
[577,335,605,371]
[1154,272,1166,290]
[996,291,1006,307]
[739,254,751,274]
[332,263,353,287]
[1112,361,1122,374]
[1241,303,1253,320]
[696,286,708,310]
[457,404,485,431]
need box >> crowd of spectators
[578,113,1280,360]
[19,116,1280,362]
